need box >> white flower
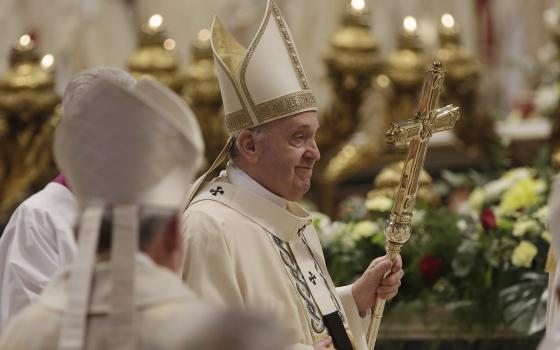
[534,84,560,115]
[317,221,346,247]
[468,187,485,211]
[533,205,549,224]
[457,219,467,232]
[512,219,540,237]
[412,209,426,227]
[365,196,393,212]
[351,220,379,240]
[511,240,538,268]
[340,230,356,250]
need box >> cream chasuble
[182,172,370,350]
[0,255,217,350]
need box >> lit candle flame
[163,38,176,51]
[198,29,211,41]
[441,13,455,29]
[41,54,54,69]
[19,35,31,47]
[403,16,417,34]
[148,14,163,30]
[351,0,365,11]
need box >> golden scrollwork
[128,14,182,92]
[0,35,60,224]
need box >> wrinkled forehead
[258,111,320,133]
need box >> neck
[227,162,287,208]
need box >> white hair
[62,66,136,119]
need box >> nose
[305,139,321,162]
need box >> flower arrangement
[314,166,554,336]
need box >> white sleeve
[0,204,62,332]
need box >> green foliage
[315,166,553,336]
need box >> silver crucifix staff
[366,60,460,349]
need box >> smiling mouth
[295,166,313,178]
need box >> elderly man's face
[251,111,320,201]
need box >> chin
[291,184,311,201]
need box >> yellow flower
[511,241,538,268]
[365,196,393,212]
[500,178,545,214]
[351,220,379,240]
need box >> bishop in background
[181,1,404,349]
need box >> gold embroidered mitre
[211,0,317,135]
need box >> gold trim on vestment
[225,90,317,133]
[210,17,252,126]
[270,2,310,90]
[256,91,317,123]
[224,109,253,133]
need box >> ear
[236,130,260,164]
[163,215,180,254]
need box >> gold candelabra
[367,161,440,206]
[367,61,460,349]
[128,14,182,92]
[182,29,226,163]
[0,34,60,224]
[436,14,497,158]
[317,0,382,157]
[319,16,429,215]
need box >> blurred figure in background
[0,67,135,333]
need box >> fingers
[368,255,386,269]
[368,259,393,282]
[382,268,404,286]
[369,254,403,273]
[377,289,398,300]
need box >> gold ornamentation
[270,2,309,90]
[368,161,440,206]
[320,15,429,195]
[237,1,317,129]
[317,0,382,157]
[0,35,60,225]
[183,29,228,162]
[225,110,253,134]
[128,15,182,92]
[367,61,460,349]
[256,91,316,124]
[436,14,497,158]
[224,91,317,134]
[239,1,273,116]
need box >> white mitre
[53,76,204,350]
[183,0,316,207]
[212,0,317,134]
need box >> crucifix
[366,61,460,349]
